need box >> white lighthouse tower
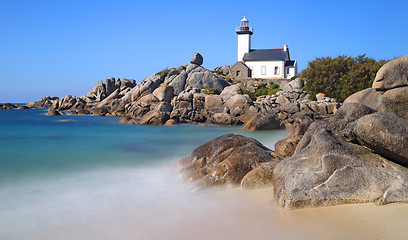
[236,15,253,61]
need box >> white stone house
[231,16,298,81]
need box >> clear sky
[1,0,407,102]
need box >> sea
[0,108,289,240]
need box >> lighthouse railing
[235,26,253,32]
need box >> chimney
[284,44,288,51]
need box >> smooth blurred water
[0,108,288,240]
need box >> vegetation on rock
[243,82,282,100]
[201,88,219,95]
[301,55,388,102]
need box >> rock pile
[0,103,30,109]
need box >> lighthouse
[230,16,298,81]
[236,15,253,61]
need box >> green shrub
[291,75,300,80]
[269,82,279,89]
[257,83,266,88]
[201,88,219,95]
[301,55,388,102]
[242,85,282,101]
[242,88,256,100]
[158,68,170,82]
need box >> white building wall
[238,34,251,61]
[245,60,284,79]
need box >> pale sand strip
[190,187,408,240]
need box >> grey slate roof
[285,60,296,67]
[243,48,288,61]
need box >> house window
[261,66,266,75]
[286,68,290,75]
[248,67,253,78]
[236,70,240,76]
[274,67,279,75]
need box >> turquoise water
[0,108,287,240]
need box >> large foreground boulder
[273,122,408,209]
[176,134,280,188]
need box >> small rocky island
[25,54,408,210]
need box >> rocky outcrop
[0,103,30,109]
[1,103,17,109]
[85,78,136,102]
[176,134,281,188]
[175,55,408,209]
[27,96,59,108]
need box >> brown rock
[241,114,281,131]
[46,107,60,116]
[152,84,174,103]
[119,116,132,123]
[211,113,238,125]
[275,135,302,157]
[275,96,291,106]
[136,94,159,108]
[164,118,179,125]
[241,161,276,189]
[139,111,170,125]
[176,134,279,188]
[3,103,16,109]
[204,95,224,111]
[224,94,253,110]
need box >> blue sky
[1,0,407,102]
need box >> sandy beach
[156,186,408,240]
